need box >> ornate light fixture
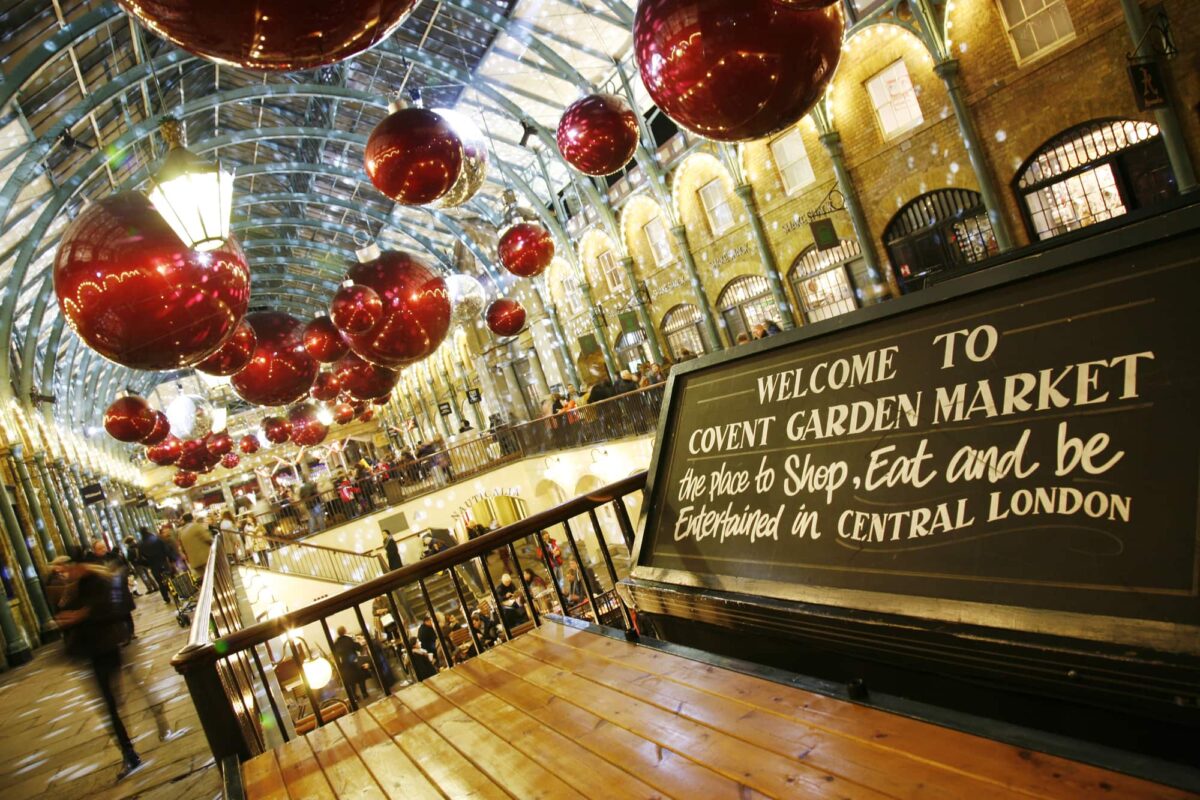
[147,118,233,252]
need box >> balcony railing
[172,471,647,765]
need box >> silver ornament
[445,273,486,326]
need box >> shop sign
[466,388,482,405]
[80,482,105,505]
[1128,60,1167,111]
[437,402,453,417]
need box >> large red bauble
[498,223,555,278]
[293,420,329,447]
[344,251,451,369]
[141,411,171,446]
[54,192,250,371]
[633,0,844,142]
[195,319,256,376]
[330,284,384,335]
[334,352,399,401]
[287,402,317,429]
[207,431,233,457]
[261,416,292,444]
[146,435,183,466]
[239,434,260,454]
[231,312,319,406]
[112,0,418,71]
[310,372,341,402]
[177,437,217,472]
[173,471,197,489]
[104,397,157,442]
[302,315,349,363]
[485,298,526,337]
[364,108,464,206]
[556,94,640,176]
[220,452,241,470]
[333,403,356,425]
[358,409,375,423]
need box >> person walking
[383,529,403,572]
[138,527,173,603]
[177,512,214,579]
[124,536,159,597]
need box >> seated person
[495,573,518,602]
[408,637,438,681]
[564,567,588,608]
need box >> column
[450,351,486,431]
[436,358,467,432]
[0,450,54,641]
[35,455,76,551]
[10,447,55,560]
[530,281,580,386]
[671,225,724,351]
[54,460,89,546]
[618,256,666,363]
[69,465,98,543]
[818,131,888,290]
[733,184,798,329]
[580,281,621,377]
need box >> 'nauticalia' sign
[635,226,1200,631]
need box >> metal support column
[0,450,54,641]
[619,256,666,363]
[818,130,886,289]
[35,455,76,551]
[11,447,55,560]
[672,225,724,351]
[733,183,797,329]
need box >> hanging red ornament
[104,397,157,443]
[140,411,172,446]
[310,371,342,402]
[195,319,256,376]
[292,420,329,447]
[357,409,375,423]
[349,400,368,416]
[333,403,356,425]
[302,315,349,363]
[261,416,292,444]
[330,284,384,335]
[634,0,843,142]
[177,437,216,472]
[239,434,260,454]
[146,435,183,466]
[173,470,197,489]
[556,93,640,176]
[498,223,555,278]
[231,311,319,406]
[486,298,526,337]
[111,0,418,71]
[207,431,233,457]
[344,250,451,369]
[364,107,464,206]
[371,396,391,406]
[220,452,240,469]
[54,192,250,371]
[334,351,399,401]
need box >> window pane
[866,60,922,138]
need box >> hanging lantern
[334,351,399,401]
[330,284,384,335]
[146,435,183,466]
[104,397,157,443]
[53,192,251,371]
[140,411,172,446]
[445,274,487,327]
[333,403,356,425]
[261,416,293,445]
[556,93,640,176]
[173,470,197,489]
[433,109,488,208]
[633,0,844,142]
[220,452,240,470]
[231,312,319,406]
[207,431,233,457]
[111,0,419,71]
[486,298,526,337]
[301,655,334,689]
[302,315,349,363]
[498,223,555,278]
[239,434,261,454]
[344,250,451,369]
[310,372,341,402]
[146,118,233,252]
[364,106,464,206]
[195,318,256,376]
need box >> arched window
[883,188,998,294]
[661,304,707,361]
[615,329,651,371]
[788,240,863,323]
[717,275,776,344]
[1015,119,1175,241]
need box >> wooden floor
[242,622,1193,800]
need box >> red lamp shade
[498,223,555,278]
[364,107,464,206]
[220,452,241,469]
[173,470,198,489]
[485,298,526,337]
[261,416,292,444]
[195,319,256,376]
[104,397,157,443]
[112,0,418,71]
[231,312,319,406]
[344,250,451,369]
[239,434,260,454]
[334,351,399,401]
[146,435,183,466]
[207,431,233,457]
[302,315,349,363]
[633,0,844,142]
[333,403,356,425]
[331,284,384,335]
[54,192,251,371]
[310,371,342,402]
[140,411,172,446]
[556,93,640,177]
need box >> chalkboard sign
[80,482,105,505]
[634,221,1200,638]
[438,402,453,417]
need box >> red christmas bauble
[633,0,844,142]
[104,397,157,442]
[485,298,526,337]
[349,400,368,416]
[331,284,384,335]
[261,416,292,444]
[195,319,256,376]
[358,409,375,423]
[141,411,171,446]
[556,93,640,176]
[178,437,218,472]
[173,470,197,489]
[371,396,391,406]
[302,315,349,363]
[498,223,555,278]
[365,108,464,206]
[54,192,250,371]
[310,371,341,402]
[231,311,319,406]
[292,419,329,447]
[239,434,260,454]
[207,431,233,456]
[334,351,399,401]
[146,435,183,466]
[221,452,240,469]
[112,0,418,71]
[287,402,317,429]
[344,250,451,368]
[333,403,356,425]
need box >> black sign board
[437,402,453,417]
[810,217,839,251]
[1128,60,1167,111]
[466,388,482,405]
[635,216,1200,639]
[80,482,105,506]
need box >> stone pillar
[54,460,89,546]
[671,225,724,351]
[35,455,76,551]
[10,447,55,560]
[818,131,887,290]
[733,184,798,329]
[0,450,54,641]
